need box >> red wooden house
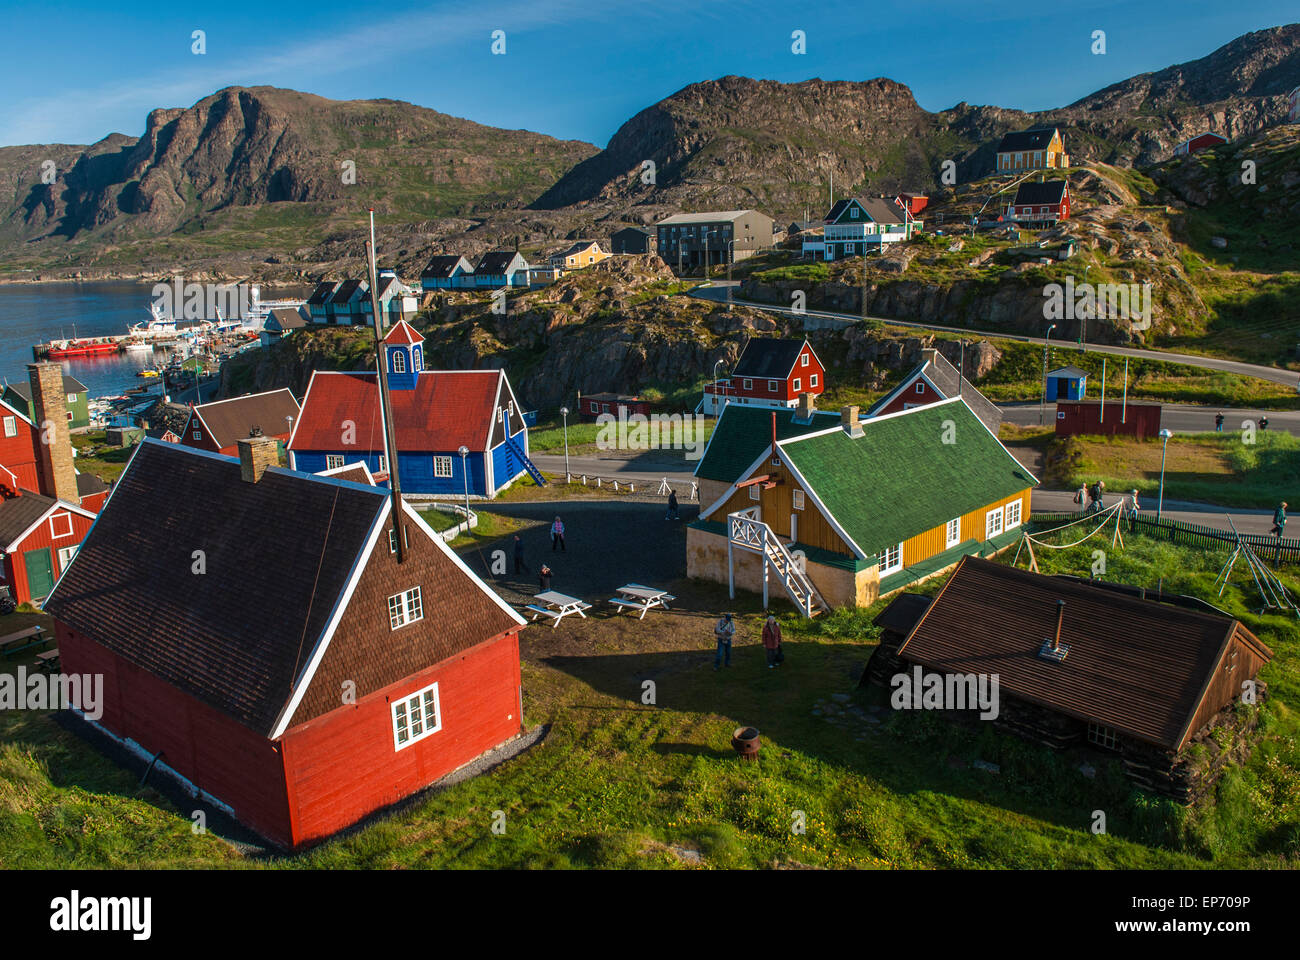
[181,389,301,456]
[1008,180,1070,226]
[897,192,928,215]
[45,438,528,849]
[866,348,1002,433]
[703,337,825,414]
[578,392,654,421]
[0,364,107,604]
[1173,132,1228,156]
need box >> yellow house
[996,127,1069,173]
[550,241,610,270]
[686,398,1037,614]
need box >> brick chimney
[840,404,863,438]
[237,435,278,484]
[26,362,78,504]
[794,391,816,422]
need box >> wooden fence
[1029,511,1300,564]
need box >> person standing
[551,515,566,552]
[1087,480,1105,515]
[762,613,783,669]
[1074,481,1088,515]
[1271,501,1288,538]
[538,564,552,592]
[1215,412,1225,432]
[713,613,735,670]
[512,534,527,575]
[1260,416,1270,432]
[666,489,679,521]
[1125,488,1141,528]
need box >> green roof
[780,399,1036,559]
[695,404,841,483]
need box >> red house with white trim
[45,438,528,849]
[1173,132,1228,157]
[1008,180,1071,226]
[703,338,825,415]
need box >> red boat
[41,338,122,359]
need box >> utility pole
[1040,324,1056,426]
[365,212,405,563]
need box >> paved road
[693,281,1300,390]
[532,453,696,487]
[1031,489,1279,537]
[999,400,1299,435]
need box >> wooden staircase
[727,508,828,618]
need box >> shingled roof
[997,127,1060,152]
[731,338,816,380]
[6,375,88,401]
[695,403,840,484]
[420,255,472,280]
[189,389,301,449]
[896,556,1272,750]
[866,350,1002,433]
[777,398,1036,559]
[43,441,523,737]
[1012,180,1069,206]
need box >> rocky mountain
[534,24,1300,217]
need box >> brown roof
[872,593,931,635]
[192,389,301,449]
[0,490,58,545]
[44,441,524,737]
[896,556,1272,750]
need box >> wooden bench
[608,597,646,614]
[524,604,563,621]
[0,626,47,659]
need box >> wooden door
[24,548,54,601]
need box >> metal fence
[1030,511,1300,564]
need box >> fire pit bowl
[731,726,760,760]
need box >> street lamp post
[726,239,736,312]
[458,444,470,529]
[1040,323,1056,425]
[1156,428,1173,522]
[1080,265,1091,351]
[559,406,570,481]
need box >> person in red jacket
[762,613,783,669]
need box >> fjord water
[0,281,165,400]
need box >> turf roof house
[867,348,1002,433]
[702,337,825,416]
[44,438,527,849]
[868,556,1273,802]
[288,321,539,498]
[0,364,105,605]
[180,389,301,457]
[687,398,1037,611]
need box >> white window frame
[391,681,442,751]
[792,489,805,511]
[378,455,388,474]
[1087,722,1119,751]
[985,506,1004,539]
[2,416,15,438]
[49,512,74,539]
[792,378,801,392]
[393,350,406,374]
[387,586,424,630]
[878,543,903,576]
[915,382,925,394]
[193,429,202,440]
[801,354,809,367]
[1005,499,1022,530]
[768,380,778,393]
[742,379,753,390]
[433,456,454,478]
[748,485,760,501]
[809,374,819,388]
[945,517,960,548]
[66,393,78,403]
[326,454,345,470]
[57,544,79,570]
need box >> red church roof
[289,370,509,453]
[384,319,424,345]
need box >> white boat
[125,341,154,352]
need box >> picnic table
[35,649,60,672]
[523,591,592,628]
[607,583,677,619]
[0,625,47,659]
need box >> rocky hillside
[0,87,596,280]
[535,24,1300,218]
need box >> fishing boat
[42,337,122,359]
[137,369,161,378]
[124,340,154,353]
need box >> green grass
[70,431,138,483]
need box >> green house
[2,375,90,429]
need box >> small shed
[1055,401,1162,440]
[1045,366,1088,402]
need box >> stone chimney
[840,404,863,438]
[237,435,278,484]
[27,362,78,504]
[794,391,816,422]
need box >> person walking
[1125,488,1141,528]
[512,534,527,575]
[666,489,679,520]
[1215,412,1225,432]
[551,515,566,552]
[1260,416,1270,432]
[713,613,736,670]
[761,613,783,669]
[1271,501,1288,538]
[1074,481,1088,515]
[1087,480,1105,515]
[538,564,552,592]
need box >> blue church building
[287,321,543,498]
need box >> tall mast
[366,210,406,562]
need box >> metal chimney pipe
[1053,599,1065,651]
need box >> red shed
[578,392,654,421]
[724,337,826,409]
[1174,132,1228,157]
[181,388,300,456]
[1055,400,1162,440]
[44,438,527,849]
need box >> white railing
[426,502,479,542]
[726,509,826,617]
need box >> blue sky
[1,0,1295,147]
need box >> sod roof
[779,398,1036,559]
[694,404,841,483]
